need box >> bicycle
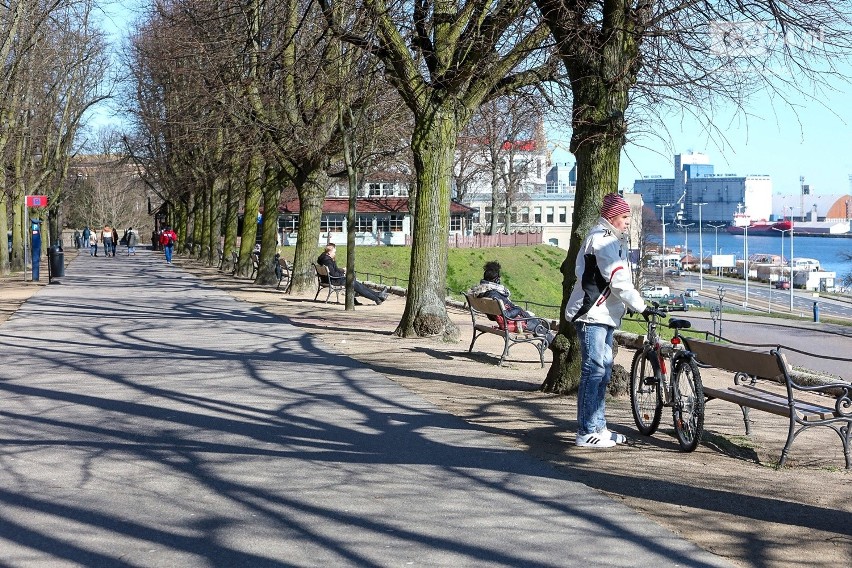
[629,304,705,451]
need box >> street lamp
[679,222,694,273]
[710,306,719,342]
[772,224,794,313]
[695,202,707,290]
[717,286,726,339]
[656,203,672,280]
[743,224,749,308]
[707,223,725,277]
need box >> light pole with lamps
[707,223,725,277]
[678,222,694,273]
[772,223,794,312]
[695,202,707,290]
[789,213,794,312]
[743,224,750,308]
[717,286,726,339]
[656,203,672,280]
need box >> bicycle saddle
[667,318,691,330]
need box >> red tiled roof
[501,140,537,152]
[279,197,475,215]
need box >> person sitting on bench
[468,261,555,345]
[316,243,388,305]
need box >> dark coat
[317,252,345,283]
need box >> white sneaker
[575,432,617,448]
[600,428,627,444]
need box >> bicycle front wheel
[672,357,705,452]
[630,349,662,436]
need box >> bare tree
[0,0,107,274]
[535,0,852,392]
[320,0,560,339]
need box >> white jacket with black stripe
[565,217,646,327]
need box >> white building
[634,152,773,225]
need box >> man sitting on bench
[467,261,555,345]
[317,243,388,305]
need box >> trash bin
[48,245,65,278]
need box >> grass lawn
[281,244,567,318]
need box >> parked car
[657,294,689,312]
[684,288,698,297]
[642,285,671,299]
[665,269,684,277]
[684,297,703,308]
[775,280,790,290]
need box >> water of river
[663,231,852,276]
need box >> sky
[550,72,852,198]
[92,2,852,198]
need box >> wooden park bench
[313,263,344,303]
[463,292,551,367]
[249,252,260,279]
[683,337,852,469]
[276,256,292,290]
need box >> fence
[405,232,543,249]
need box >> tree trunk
[290,169,328,294]
[11,194,24,272]
[256,167,282,286]
[221,158,241,273]
[206,174,226,267]
[541,101,624,394]
[489,162,500,235]
[0,170,9,276]
[237,154,263,277]
[395,106,460,340]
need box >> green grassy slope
[284,244,568,317]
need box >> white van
[642,285,670,299]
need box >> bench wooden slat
[731,385,837,421]
[703,386,791,418]
[685,338,785,381]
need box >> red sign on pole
[26,195,48,207]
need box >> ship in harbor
[726,212,793,236]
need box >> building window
[450,216,462,231]
[534,207,542,223]
[519,208,530,223]
[484,206,493,223]
[389,215,404,232]
[282,215,299,232]
[355,216,373,232]
[546,207,554,223]
[559,207,567,223]
[321,215,344,232]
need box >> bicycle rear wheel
[630,349,662,436]
[672,357,705,452]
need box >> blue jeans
[574,322,614,436]
[164,244,174,263]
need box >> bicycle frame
[630,306,706,452]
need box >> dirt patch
[3,255,850,568]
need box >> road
[664,272,852,321]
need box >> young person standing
[159,226,178,264]
[565,193,650,449]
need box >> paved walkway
[0,251,731,567]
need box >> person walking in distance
[89,233,99,257]
[159,226,178,264]
[82,226,91,248]
[126,227,139,255]
[101,225,113,257]
[565,193,650,449]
